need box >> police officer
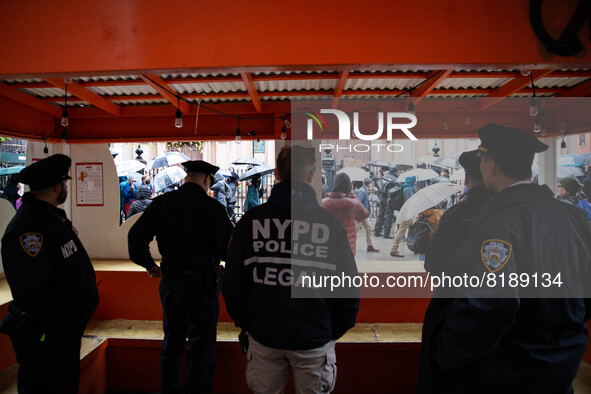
[425,124,591,393]
[382,165,399,238]
[0,154,99,394]
[128,160,233,394]
[417,149,494,393]
[223,146,359,394]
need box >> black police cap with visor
[182,160,219,186]
[477,123,549,157]
[458,150,483,180]
[15,154,72,191]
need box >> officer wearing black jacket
[1,154,99,394]
[128,160,233,394]
[223,146,359,393]
[425,124,591,394]
[418,149,493,393]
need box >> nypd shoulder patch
[481,239,512,273]
[20,233,43,257]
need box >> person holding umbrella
[128,160,233,394]
[226,167,239,222]
[389,176,417,257]
[244,174,262,213]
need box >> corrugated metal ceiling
[2,68,590,109]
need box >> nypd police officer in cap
[420,124,591,393]
[128,160,233,394]
[418,149,494,393]
[1,154,99,394]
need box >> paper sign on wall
[76,163,104,206]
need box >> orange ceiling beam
[240,72,262,113]
[0,83,61,117]
[332,71,349,109]
[45,78,121,116]
[412,70,453,104]
[140,74,190,114]
[2,1,591,78]
[478,69,555,110]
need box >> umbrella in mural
[396,183,464,223]
[397,168,439,182]
[239,164,275,181]
[532,165,586,180]
[558,154,586,167]
[216,169,232,177]
[336,167,370,182]
[364,159,392,168]
[146,152,190,170]
[154,166,187,192]
[232,157,265,166]
[449,168,466,182]
[116,160,146,176]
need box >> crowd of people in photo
[119,165,271,224]
[319,155,591,261]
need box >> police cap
[477,123,549,156]
[15,154,72,191]
[458,150,482,180]
[182,160,219,185]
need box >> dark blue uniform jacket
[1,193,99,339]
[422,183,591,394]
[223,181,360,350]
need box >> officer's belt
[161,258,215,281]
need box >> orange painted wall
[2,1,591,77]
[0,303,16,372]
[93,270,431,323]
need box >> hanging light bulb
[60,108,69,127]
[529,97,539,117]
[521,69,531,77]
[408,89,416,116]
[533,118,542,133]
[561,139,567,149]
[464,114,471,126]
[560,119,566,133]
[175,108,183,128]
[540,124,547,136]
[442,118,448,131]
[282,115,291,128]
[281,124,287,140]
[43,139,49,158]
[235,128,242,144]
[61,81,69,126]
[235,117,242,144]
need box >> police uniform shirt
[1,193,99,338]
[430,183,591,393]
[128,181,233,274]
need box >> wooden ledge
[84,319,422,344]
[0,280,12,305]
